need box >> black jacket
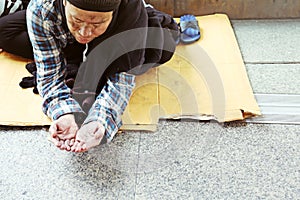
[58,0,178,94]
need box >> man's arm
[26,1,84,151]
[26,1,83,120]
[83,72,136,142]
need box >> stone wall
[145,0,300,19]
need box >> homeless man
[0,0,179,152]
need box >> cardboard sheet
[0,14,261,130]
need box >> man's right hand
[49,114,79,151]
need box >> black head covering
[67,0,121,12]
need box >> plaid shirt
[26,0,135,142]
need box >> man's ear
[63,0,67,6]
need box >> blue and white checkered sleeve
[26,2,83,120]
[83,72,136,142]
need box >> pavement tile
[246,64,300,94]
[135,121,300,199]
[0,129,140,199]
[232,20,300,63]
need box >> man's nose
[78,25,92,37]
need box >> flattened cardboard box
[0,14,261,131]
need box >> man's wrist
[47,98,83,120]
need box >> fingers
[69,138,75,146]
[49,136,66,151]
[49,137,73,151]
[64,140,71,151]
[49,136,61,147]
[71,140,87,153]
[71,129,86,152]
[49,123,58,138]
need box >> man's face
[64,1,113,44]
